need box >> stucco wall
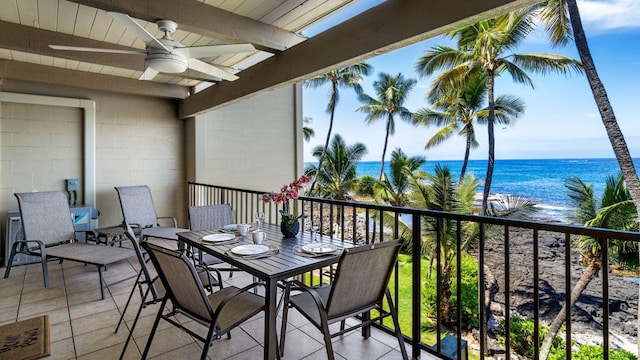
[0,82,185,252]
[194,84,303,193]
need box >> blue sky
[301,0,640,162]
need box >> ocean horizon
[304,157,640,222]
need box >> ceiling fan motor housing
[145,38,188,73]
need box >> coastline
[304,157,640,223]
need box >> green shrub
[549,344,637,360]
[422,253,479,330]
[356,175,377,196]
[498,317,545,358]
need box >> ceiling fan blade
[175,44,256,59]
[139,67,159,80]
[187,59,239,81]
[49,45,145,55]
[107,11,171,53]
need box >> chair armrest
[13,239,44,250]
[213,282,264,318]
[156,216,178,228]
[286,280,327,309]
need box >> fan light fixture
[48,12,255,82]
[145,52,188,73]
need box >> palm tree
[304,63,372,194]
[358,72,416,180]
[538,3,640,354]
[538,1,640,212]
[539,175,639,359]
[407,164,480,324]
[414,72,525,183]
[302,116,315,142]
[306,134,367,200]
[415,9,582,215]
[375,148,426,206]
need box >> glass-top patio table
[177,223,351,360]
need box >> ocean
[307,158,640,222]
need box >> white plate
[222,224,237,231]
[231,244,270,256]
[202,233,235,242]
[301,243,338,254]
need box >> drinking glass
[310,221,319,243]
[255,212,265,229]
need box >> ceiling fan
[49,11,256,81]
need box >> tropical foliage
[538,0,640,224]
[304,63,372,194]
[305,134,367,200]
[539,174,639,359]
[302,116,315,142]
[358,72,416,180]
[415,8,582,214]
[413,72,525,183]
[374,148,426,207]
[407,164,480,324]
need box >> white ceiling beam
[0,20,146,70]
[0,60,189,99]
[71,0,305,52]
[0,21,222,83]
[179,0,541,118]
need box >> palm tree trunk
[440,264,453,325]
[482,70,496,215]
[539,260,601,360]
[459,134,472,184]
[379,115,392,180]
[566,3,640,353]
[566,0,640,211]
[309,83,338,195]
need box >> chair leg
[98,266,105,300]
[119,283,154,360]
[200,326,217,360]
[279,284,292,355]
[141,297,168,360]
[116,269,144,333]
[39,244,50,288]
[386,291,409,360]
[3,242,20,279]
[321,320,335,360]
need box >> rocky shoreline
[305,205,638,355]
[480,228,638,355]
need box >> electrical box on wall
[67,178,79,205]
[67,178,79,192]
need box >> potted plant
[262,175,311,237]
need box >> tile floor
[0,240,435,359]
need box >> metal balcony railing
[187,181,640,360]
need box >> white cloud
[578,0,640,31]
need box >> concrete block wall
[0,83,185,257]
[0,102,83,211]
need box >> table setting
[194,221,281,260]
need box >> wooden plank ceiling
[0,0,536,111]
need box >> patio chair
[116,223,223,357]
[188,204,239,277]
[4,191,135,299]
[279,239,408,360]
[114,185,179,240]
[139,242,265,360]
[116,223,165,359]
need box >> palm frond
[511,53,583,76]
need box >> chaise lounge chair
[4,191,135,299]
